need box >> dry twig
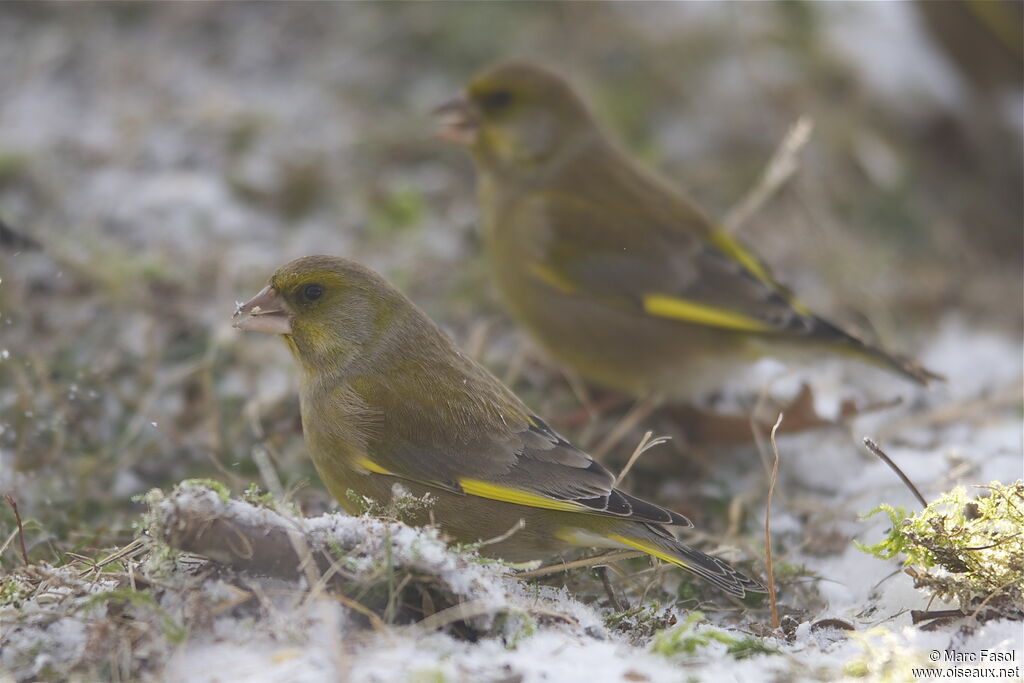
[723,116,814,233]
[597,565,626,611]
[478,519,526,548]
[862,438,927,508]
[592,393,664,460]
[515,551,645,580]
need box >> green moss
[344,486,434,524]
[605,602,681,645]
[854,503,911,560]
[496,609,537,649]
[652,611,779,660]
[242,483,275,508]
[856,481,1024,610]
[178,478,231,502]
[1,576,29,607]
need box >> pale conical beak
[233,285,292,335]
[432,96,480,146]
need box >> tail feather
[856,341,944,386]
[811,317,944,386]
[609,528,766,598]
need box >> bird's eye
[479,89,513,111]
[302,283,324,302]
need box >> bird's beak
[232,285,292,335]
[432,96,480,146]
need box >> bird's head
[435,62,597,176]
[233,255,407,374]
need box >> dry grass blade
[324,592,389,634]
[765,413,783,630]
[209,584,255,617]
[409,598,498,634]
[592,393,664,460]
[615,430,671,486]
[1,527,20,560]
[4,494,29,565]
[478,518,526,548]
[76,538,148,577]
[723,115,814,233]
[515,550,645,579]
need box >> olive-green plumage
[437,62,940,396]
[234,255,764,597]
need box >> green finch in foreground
[233,255,765,597]
[435,62,940,397]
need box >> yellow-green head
[233,255,407,376]
[435,61,598,175]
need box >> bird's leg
[597,565,626,611]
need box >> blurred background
[1,2,1021,558]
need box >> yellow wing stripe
[643,294,775,332]
[458,478,585,512]
[356,460,585,514]
[356,457,396,476]
[708,231,772,284]
[528,263,577,294]
[607,534,690,569]
[708,230,814,316]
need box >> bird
[233,255,765,597]
[434,61,940,398]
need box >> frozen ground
[1,3,1021,682]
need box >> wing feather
[353,365,690,526]
[525,192,821,336]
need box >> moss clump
[651,611,779,660]
[857,481,1024,612]
[242,483,275,508]
[0,576,29,607]
[345,486,435,524]
[605,603,679,645]
[177,478,231,502]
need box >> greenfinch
[233,255,765,597]
[435,62,940,397]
